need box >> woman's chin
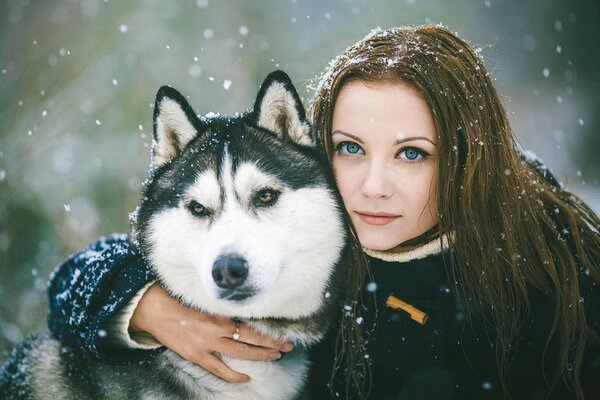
[357,233,403,252]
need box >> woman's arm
[47,233,293,382]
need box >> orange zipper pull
[386,295,428,325]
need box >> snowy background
[0,0,599,358]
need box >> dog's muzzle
[212,254,253,300]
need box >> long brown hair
[310,24,600,399]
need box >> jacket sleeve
[47,233,163,364]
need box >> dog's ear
[252,70,315,146]
[152,86,200,167]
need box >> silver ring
[232,324,241,341]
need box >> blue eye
[338,141,364,155]
[399,147,426,161]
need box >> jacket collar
[363,234,450,263]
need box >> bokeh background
[1,0,599,358]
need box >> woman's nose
[360,160,393,198]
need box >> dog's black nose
[212,254,249,289]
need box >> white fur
[160,350,308,399]
[31,340,68,399]
[257,82,312,146]
[146,157,345,326]
[185,169,222,212]
[153,98,197,166]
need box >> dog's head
[133,71,347,322]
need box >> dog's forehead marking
[221,146,236,207]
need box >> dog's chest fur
[158,349,309,399]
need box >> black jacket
[308,253,600,399]
[47,235,600,399]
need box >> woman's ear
[152,86,202,167]
[252,70,315,146]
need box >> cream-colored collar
[363,234,450,263]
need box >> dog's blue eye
[188,201,208,217]
[255,189,278,207]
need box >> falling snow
[1,2,599,396]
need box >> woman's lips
[356,211,401,226]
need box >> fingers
[216,338,282,362]
[190,352,250,383]
[223,320,293,353]
[134,286,291,383]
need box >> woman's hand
[129,283,293,383]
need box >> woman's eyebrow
[333,130,436,146]
[332,130,364,144]
[395,136,437,146]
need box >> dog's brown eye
[188,201,208,217]
[255,189,278,207]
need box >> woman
[46,25,599,399]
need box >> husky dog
[0,71,350,399]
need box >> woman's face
[331,80,439,251]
